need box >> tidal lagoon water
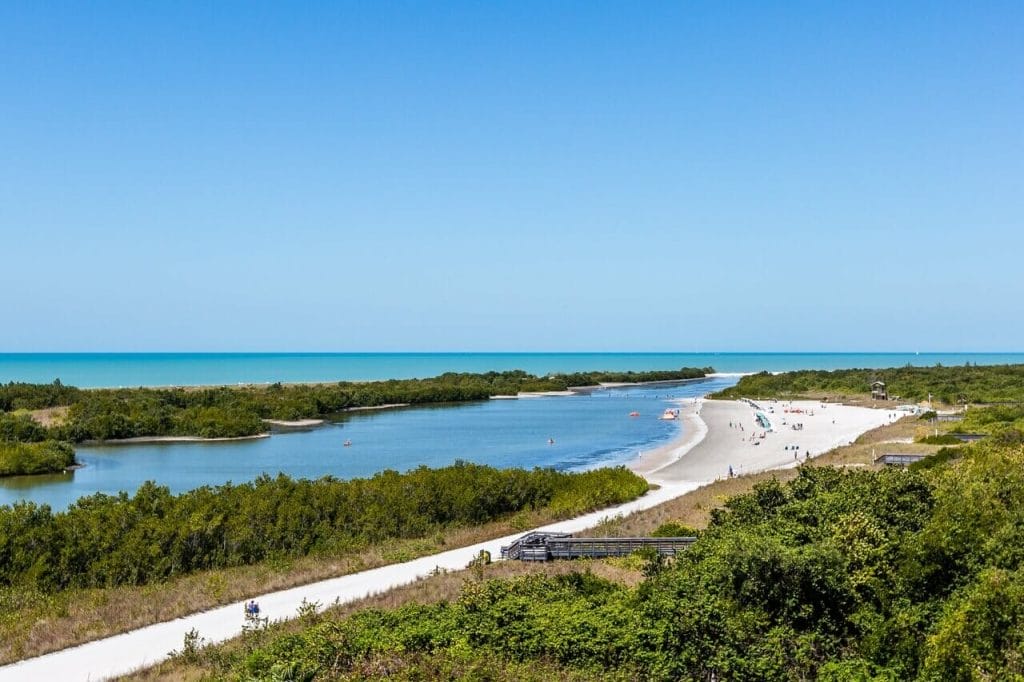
[2,352,1022,388]
[0,376,738,511]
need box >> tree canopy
[713,363,1024,404]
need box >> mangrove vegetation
[0,441,75,477]
[713,363,1024,404]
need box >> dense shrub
[0,413,48,443]
[712,363,1024,404]
[0,441,75,476]
[0,463,647,591]
[917,434,963,445]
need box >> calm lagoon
[0,376,738,510]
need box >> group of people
[244,600,261,618]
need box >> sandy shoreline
[632,398,899,484]
[627,399,708,477]
[262,418,325,427]
[83,433,271,446]
[342,402,410,412]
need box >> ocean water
[0,376,736,511]
[1,352,1022,388]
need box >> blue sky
[1,2,1021,352]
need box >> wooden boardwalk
[501,531,697,562]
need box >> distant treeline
[0,368,711,443]
[0,463,647,591]
[712,363,1024,404]
[205,440,1024,681]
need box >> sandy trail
[0,399,898,681]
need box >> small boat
[629,411,640,417]
[660,409,679,421]
[343,439,352,447]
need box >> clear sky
[2,2,1021,352]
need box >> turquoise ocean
[1,352,1022,388]
[1,353,1021,510]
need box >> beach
[631,398,899,483]
[83,433,271,445]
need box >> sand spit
[84,434,271,446]
[262,418,325,427]
[643,399,899,484]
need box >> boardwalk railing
[876,452,928,466]
[501,532,697,562]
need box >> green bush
[0,463,647,591]
[712,364,1024,404]
[917,434,963,445]
[0,413,48,443]
[650,522,698,537]
[908,447,961,472]
[0,441,75,477]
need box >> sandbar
[262,418,325,427]
[84,433,270,445]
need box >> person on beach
[728,465,734,478]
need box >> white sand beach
[632,398,898,484]
[262,418,325,427]
[87,433,271,445]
